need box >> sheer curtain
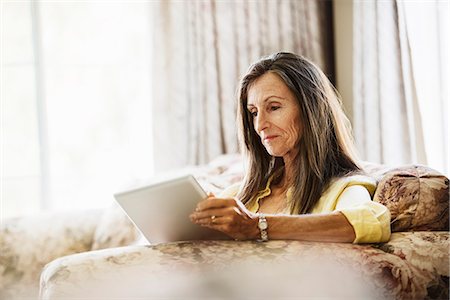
[353,0,448,175]
[151,0,335,172]
[2,1,154,218]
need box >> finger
[192,214,233,225]
[193,216,220,225]
[190,208,229,221]
[200,193,215,203]
[196,198,236,211]
[211,215,233,225]
[194,204,245,218]
[190,205,243,223]
[190,207,236,223]
[201,193,214,201]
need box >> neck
[280,152,297,189]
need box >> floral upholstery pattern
[90,202,140,251]
[0,210,102,300]
[40,232,448,300]
[373,165,449,232]
[373,231,449,299]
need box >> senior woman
[190,52,390,244]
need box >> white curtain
[353,0,448,175]
[151,0,335,172]
[2,1,154,218]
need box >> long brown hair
[237,52,361,214]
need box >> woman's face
[247,72,303,159]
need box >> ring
[211,215,216,222]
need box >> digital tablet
[114,175,229,244]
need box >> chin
[265,147,287,158]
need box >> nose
[254,111,268,134]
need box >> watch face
[259,220,268,230]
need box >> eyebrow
[247,95,284,107]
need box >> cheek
[286,123,302,144]
[283,113,302,144]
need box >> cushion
[91,202,140,250]
[372,165,449,232]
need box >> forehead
[247,72,294,105]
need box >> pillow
[373,165,449,232]
[91,202,141,250]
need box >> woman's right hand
[189,193,259,240]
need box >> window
[2,1,154,218]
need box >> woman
[190,52,390,243]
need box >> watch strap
[257,213,268,242]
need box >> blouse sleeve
[335,180,391,243]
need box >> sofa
[1,154,448,299]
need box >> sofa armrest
[40,241,382,299]
[40,233,448,300]
[0,209,102,299]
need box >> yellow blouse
[219,175,391,244]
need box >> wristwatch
[257,213,268,242]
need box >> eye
[270,105,280,111]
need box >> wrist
[251,214,260,239]
[256,213,269,242]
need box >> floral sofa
[0,154,448,299]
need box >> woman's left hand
[189,193,259,240]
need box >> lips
[263,135,278,142]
